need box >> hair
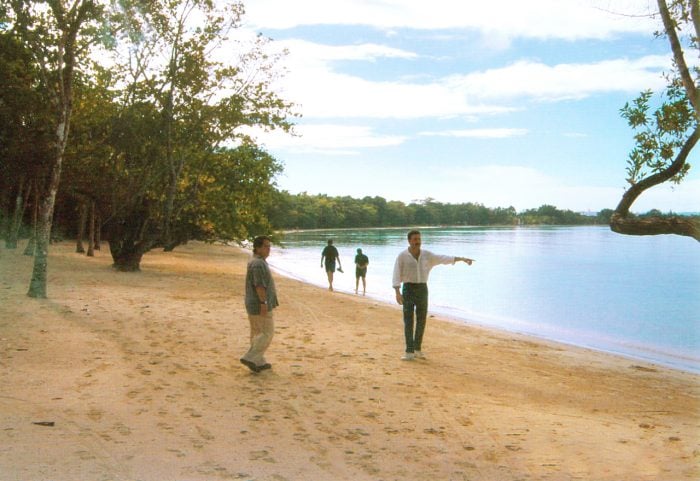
[253,235,271,253]
[407,229,421,241]
[327,239,333,245]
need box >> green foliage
[620,81,695,186]
[269,194,602,230]
[1,0,296,267]
[0,31,52,182]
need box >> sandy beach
[0,241,698,481]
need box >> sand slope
[0,241,698,481]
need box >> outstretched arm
[456,256,474,265]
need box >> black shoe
[259,363,272,371]
[240,358,260,373]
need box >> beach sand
[0,241,698,481]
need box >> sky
[238,0,699,213]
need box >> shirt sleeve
[425,250,455,268]
[392,254,402,288]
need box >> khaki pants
[242,311,274,367]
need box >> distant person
[354,248,369,295]
[240,235,279,373]
[392,229,474,361]
[321,239,342,291]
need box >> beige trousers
[242,311,274,366]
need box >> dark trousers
[402,283,428,353]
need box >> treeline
[1,1,294,276]
[267,192,614,229]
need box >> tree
[5,1,106,297]
[611,0,700,241]
[0,30,51,249]
[95,0,295,270]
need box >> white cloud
[419,128,528,139]
[268,36,670,120]
[275,52,514,119]
[244,0,657,40]
[282,40,418,63]
[445,56,670,102]
[241,124,408,154]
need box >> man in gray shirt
[241,235,279,373]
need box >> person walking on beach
[354,248,369,295]
[321,239,342,291]
[392,230,474,361]
[241,235,279,373]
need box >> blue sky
[239,0,699,213]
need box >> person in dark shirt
[321,239,342,291]
[241,235,279,373]
[354,248,369,295]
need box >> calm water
[268,226,700,373]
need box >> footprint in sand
[249,449,276,463]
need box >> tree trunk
[611,213,700,241]
[106,207,154,271]
[21,0,92,298]
[0,187,10,242]
[609,0,698,242]
[611,126,700,241]
[76,202,87,253]
[23,179,39,256]
[94,209,101,250]
[87,199,95,257]
[6,175,27,249]
[27,168,61,298]
[109,239,148,271]
[28,114,69,298]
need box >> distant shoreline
[269,226,700,374]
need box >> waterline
[268,226,700,373]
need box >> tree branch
[614,125,700,215]
[691,0,700,48]
[610,214,700,241]
[658,0,700,118]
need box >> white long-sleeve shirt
[392,249,455,288]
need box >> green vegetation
[1,0,295,289]
[267,192,614,230]
[611,0,699,241]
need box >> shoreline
[1,241,698,480]
[274,260,700,374]
[266,243,700,376]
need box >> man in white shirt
[392,230,474,360]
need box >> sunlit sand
[1,242,697,480]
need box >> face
[408,233,421,251]
[256,239,272,259]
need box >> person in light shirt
[392,230,474,361]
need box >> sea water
[267,226,700,373]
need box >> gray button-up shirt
[245,255,279,315]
